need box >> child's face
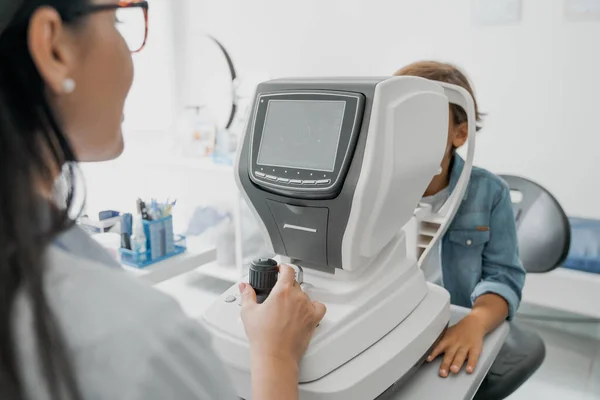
[423,108,469,195]
[444,108,469,160]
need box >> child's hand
[427,314,486,378]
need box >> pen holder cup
[120,216,186,268]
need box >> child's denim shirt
[442,155,526,320]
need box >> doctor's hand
[240,264,327,366]
[427,314,485,378]
[241,265,326,400]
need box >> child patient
[394,61,526,378]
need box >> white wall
[122,0,177,133]
[182,0,600,218]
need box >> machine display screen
[257,100,346,172]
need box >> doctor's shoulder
[38,247,235,399]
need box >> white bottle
[131,217,147,254]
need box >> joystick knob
[249,258,278,304]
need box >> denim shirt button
[466,239,473,246]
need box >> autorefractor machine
[201,76,477,399]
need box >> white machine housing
[201,77,476,399]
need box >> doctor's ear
[28,7,78,96]
[451,121,468,148]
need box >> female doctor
[0,1,326,399]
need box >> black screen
[257,100,346,172]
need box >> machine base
[233,283,450,400]
[376,321,447,399]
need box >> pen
[137,198,150,220]
[120,213,132,250]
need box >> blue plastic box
[119,216,187,268]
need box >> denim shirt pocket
[445,229,490,285]
[447,229,490,248]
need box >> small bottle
[187,106,216,158]
[213,128,232,164]
[131,217,147,254]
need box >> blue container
[119,215,186,269]
[562,217,600,274]
[142,216,176,260]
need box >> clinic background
[80,0,600,226]
[74,2,600,397]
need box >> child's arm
[427,293,508,378]
[470,293,509,333]
[428,184,525,378]
[472,183,526,319]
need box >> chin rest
[474,323,545,400]
[474,175,570,400]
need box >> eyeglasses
[64,1,149,53]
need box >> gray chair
[474,175,571,400]
[504,175,571,273]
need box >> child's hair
[394,61,483,131]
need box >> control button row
[255,171,277,181]
[300,179,332,185]
[254,172,331,186]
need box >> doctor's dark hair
[394,61,484,132]
[0,1,88,400]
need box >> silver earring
[62,78,76,94]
